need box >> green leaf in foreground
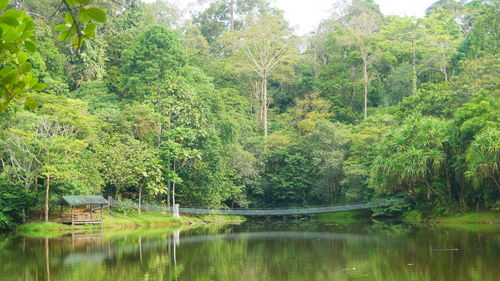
[84,7,106,23]
[24,96,38,110]
[0,0,8,11]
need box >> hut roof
[58,195,108,206]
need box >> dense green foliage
[0,0,498,229]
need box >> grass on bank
[18,209,244,236]
[436,222,500,233]
[19,222,72,232]
[101,211,243,227]
[317,209,499,227]
[429,211,500,233]
[433,211,499,224]
[403,210,500,225]
[102,211,183,228]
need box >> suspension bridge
[109,197,408,216]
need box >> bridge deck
[110,198,408,216]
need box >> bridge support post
[173,204,180,219]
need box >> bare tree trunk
[260,82,264,121]
[362,54,368,119]
[44,175,50,223]
[252,81,262,120]
[228,0,235,30]
[172,161,176,209]
[138,187,142,214]
[262,76,268,137]
[172,182,176,208]
[411,40,417,95]
[156,89,163,148]
[167,182,171,210]
[115,183,120,198]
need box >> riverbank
[18,210,244,237]
[402,210,499,224]
[399,210,499,233]
[315,210,499,226]
[433,211,499,224]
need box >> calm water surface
[0,220,498,281]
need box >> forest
[0,0,498,229]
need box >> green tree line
[0,0,498,229]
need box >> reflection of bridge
[110,198,408,216]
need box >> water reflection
[0,221,498,281]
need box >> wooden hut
[58,196,108,225]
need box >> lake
[0,220,498,281]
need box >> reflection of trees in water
[365,227,500,281]
[172,228,499,281]
[0,229,185,281]
[175,230,413,281]
[367,220,415,237]
[0,225,499,281]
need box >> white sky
[274,0,437,35]
[144,0,438,35]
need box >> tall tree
[340,1,383,118]
[120,25,186,100]
[193,0,275,47]
[1,93,102,222]
[419,12,462,82]
[96,134,163,204]
[222,13,298,136]
[378,16,424,95]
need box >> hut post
[89,204,92,221]
[71,206,74,226]
[60,205,63,223]
[100,204,103,226]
